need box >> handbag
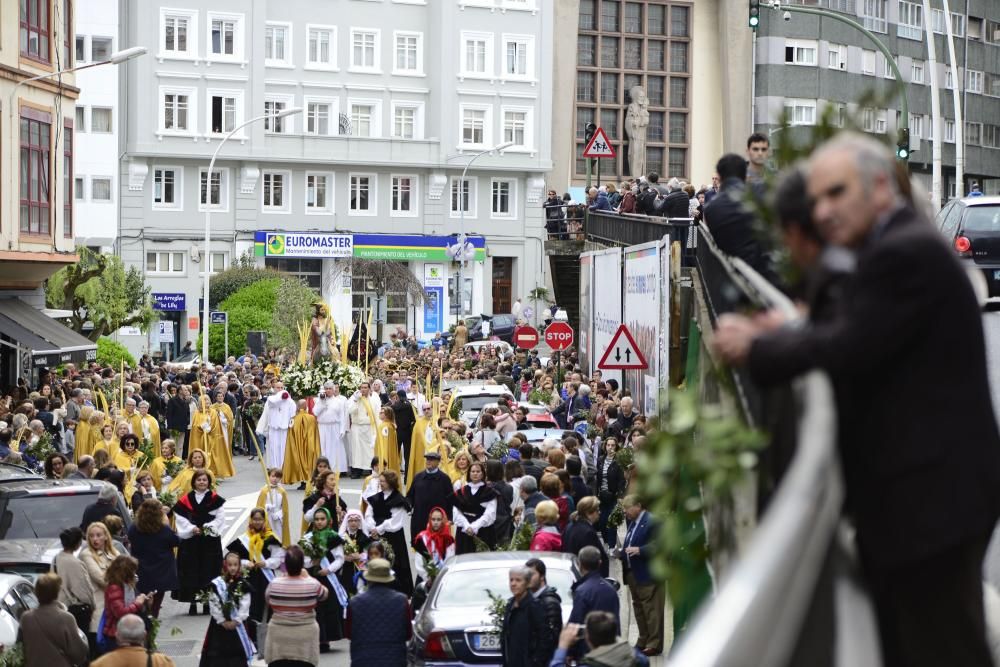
[67,602,93,633]
[95,609,116,654]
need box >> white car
[0,573,38,650]
[447,384,515,428]
[462,341,514,361]
[168,350,202,371]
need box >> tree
[328,258,425,341]
[270,277,322,352]
[46,248,156,341]
[208,251,283,308]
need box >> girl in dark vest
[452,461,499,554]
[226,508,284,636]
[302,507,347,652]
[199,552,254,667]
[364,470,414,596]
[337,509,372,596]
[173,469,226,615]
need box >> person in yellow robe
[122,399,142,435]
[73,406,96,463]
[189,394,234,479]
[282,400,320,486]
[210,390,236,478]
[167,448,213,495]
[256,468,291,547]
[93,421,121,460]
[406,403,434,490]
[113,434,146,501]
[148,439,184,492]
[376,406,402,483]
[135,401,161,450]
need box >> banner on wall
[423,264,445,335]
[624,241,661,417]
[591,248,623,387]
[253,232,486,262]
[578,254,594,375]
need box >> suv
[469,314,517,344]
[0,463,42,485]
[937,196,1000,298]
[0,478,131,540]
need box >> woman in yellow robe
[282,402,320,486]
[135,402,161,450]
[92,421,121,460]
[167,448,213,495]
[209,392,236,479]
[406,405,434,489]
[189,395,234,479]
[148,439,184,492]
[73,406,96,463]
[113,434,146,501]
[377,406,401,481]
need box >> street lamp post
[201,107,302,365]
[455,141,514,323]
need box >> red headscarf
[416,506,455,560]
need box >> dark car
[937,196,1000,299]
[0,478,131,540]
[0,463,43,485]
[469,314,517,344]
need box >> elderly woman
[18,573,89,667]
[264,546,329,667]
[500,566,547,667]
[529,500,563,552]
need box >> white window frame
[862,49,876,76]
[208,252,228,274]
[305,25,338,70]
[931,9,965,37]
[152,166,183,211]
[909,113,923,139]
[390,174,419,217]
[966,121,982,146]
[879,53,896,79]
[861,0,888,34]
[827,43,846,70]
[206,12,244,63]
[897,1,923,41]
[304,96,339,136]
[783,98,817,126]
[966,69,983,94]
[911,59,925,84]
[305,172,334,214]
[198,167,229,212]
[784,39,817,66]
[91,177,113,202]
[349,173,378,216]
[348,98,383,138]
[500,106,533,150]
[264,94,296,134]
[946,68,956,89]
[350,28,382,73]
[158,86,197,136]
[459,104,492,148]
[90,107,113,133]
[501,34,534,81]
[460,31,494,78]
[490,178,516,219]
[862,108,888,134]
[264,22,293,68]
[261,170,292,213]
[75,176,86,201]
[945,119,955,143]
[450,176,478,218]
[393,31,424,76]
[205,88,245,138]
[146,251,186,275]
[390,101,424,140]
[159,8,198,61]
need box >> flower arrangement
[195,578,248,621]
[487,439,509,462]
[297,532,329,562]
[528,388,554,406]
[342,538,360,558]
[163,459,185,478]
[201,525,219,538]
[282,360,367,398]
[18,432,55,469]
[607,501,625,529]
[157,489,178,509]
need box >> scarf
[417,506,455,562]
[248,526,276,562]
[310,507,337,551]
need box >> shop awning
[0,298,97,367]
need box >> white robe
[347,394,381,470]
[314,394,349,472]
[256,394,297,470]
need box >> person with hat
[344,558,411,666]
[405,447,455,541]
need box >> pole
[586,157,592,191]
[942,0,964,197]
[596,157,601,193]
[922,0,942,210]
[224,317,229,362]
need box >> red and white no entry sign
[544,321,575,351]
[513,325,540,350]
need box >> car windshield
[963,206,1000,232]
[0,564,48,584]
[174,351,198,362]
[434,567,575,608]
[0,495,97,539]
[459,395,505,411]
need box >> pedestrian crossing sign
[583,127,616,159]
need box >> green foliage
[449,397,462,421]
[208,251,282,308]
[270,277,321,352]
[528,388,554,406]
[0,642,24,667]
[483,590,507,634]
[96,338,136,369]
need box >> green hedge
[200,279,280,362]
[96,338,137,368]
[208,264,283,308]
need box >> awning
[0,298,98,367]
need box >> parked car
[504,428,565,447]
[0,540,62,583]
[0,573,38,650]
[0,478,131,540]
[937,196,1000,300]
[0,463,42,485]
[169,350,202,370]
[410,552,577,666]
[469,314,517,344]
[447,384,515,429]
[472,403,557,431]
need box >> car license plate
[474,633,501,651]
[993,270,1000,281]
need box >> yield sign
[582,126,616,159]
[597,324,648,370]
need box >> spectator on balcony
[618,185,638,214]
[660,178,691,219]
[702,153,769,275]
[587,187,613,213]
[606,183,622,209]
[544,190,566,239]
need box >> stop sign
[513,325,540,350]
[544,321,575,351]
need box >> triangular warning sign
[582,127,616,159]
[597,324,648,370]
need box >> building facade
[119,0,552,359]
[755,0,1000,198]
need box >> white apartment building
[118,0,553,358]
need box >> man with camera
[548,611,648,667]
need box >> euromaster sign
[254,232,486,262]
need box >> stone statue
[310,302,333,364]
[625,86,650,178]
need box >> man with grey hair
[661,175,691,218]
[715,132,1000,666]
[79,483,122,530]
[90,614,175,667]
[69,455,94,479]
[518,475,547,526]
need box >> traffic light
[896,127,910,160]
[749,0,760,29]
[585,122,597,145]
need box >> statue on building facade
[625,86,650,178]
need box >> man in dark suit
[702,153,769,276]
[405,451,453,538]
[619,495,664,657]
[392,390,416,471]
[715,133,1000,667]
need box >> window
[394,32,422,74]
[671,6,689,37]
[351,29,380,71]
[931,9,965,36]
[784,40,817,66]
[262,172,289,211]
[648,40,665,70]
[503,109,528,147]
[945,68,954,89]
[967,70,983,94]
[601,109,618,139]
[897,1,922,40]
[647,4,665,34]
[784,99,817,126]
[75,107,85,132]
[91,177,112,201]
[575,108,595,140]
[209,94,237,134]
[503,36,531,78]
[209,14,241,58]
[19,111,51,235]
[350,174,375,214]
[75,36,85,62]
[860,0,887,33]
[579,0,596,30]
[602,1,619,32]
[491,179,515,218]
[461,107,487,146]
[88,107,111,133]
[669,112,687,142]
[305,173,331,213]
[670,77,687,108]
[63,123,72,237]
[669,41,688,72]
[624,38,642,69]
[199,168,227,210]
[450,178,476,216]
[984,125,1000,150]
[392,104,419,139]
[601,37,619,67]
[909,113,923,138]
[350,103,378,137]
[391,175,416,216]
[462,33,492,76]
[600,73,617,103]
[161,90,192,132]
[20,0,50,62]
[648,76,664,105]
[578,35,595,66]
[306,101,332,135]
[648,112,663,141]
[668,148,686,179]
[577,71,595,102]
[264,98,292,133]
[987,73,1000,98]
[881,53,896,79]
[827,44,846,70]
[911,59,924,84]
[924,113,933,140]
[966,122,982,146]
[153,167,181,209]
[862,49,876,75]
[163,13,190,54]
[209,253,227,273]
[945,119,955,143]
[307,26,336,68]
[75,177,84,200]
[91,37,112,60]
[623,3,641,33]
[146,252,185,274]
[264,23,291,65]
[862,108,887,133]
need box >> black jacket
[659,189,690,219]
[748,206,1000,571]
[606,412,635,442]
[393,399,416,437]
[534,586,563,663]
[165,395,192,431]
[702,178,768,276]
[594,456,625,501]
[501,593,547,667]
[561,519,609,577]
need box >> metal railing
[584,210,698,264]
